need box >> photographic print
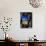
[20,12,32,28]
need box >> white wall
[0,0,46,40]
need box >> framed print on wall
[20,12,32,28]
